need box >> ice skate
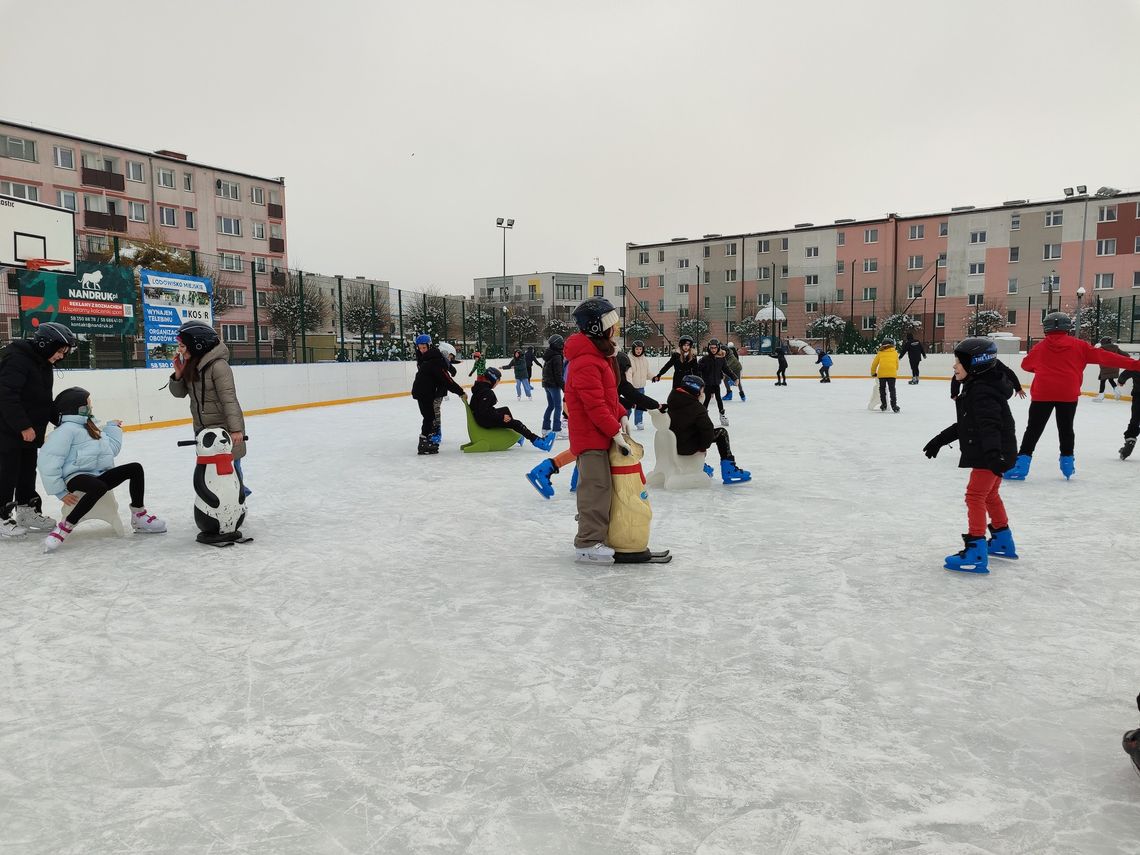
[880,404,887,412]
[428,431,442,445]
[986,525,1019,560]
[417,435,435,455]
[703,463,714,477]
[634,423,645,431]
[892,405,900,413]
[556,430,568,440]
[944,533,989,574]
[1125,726,1140,778]
[531,431,556,452]
[1003,454,1031,480]
[42,521,74,554]
[2,517,28,539]
[720,458,752,484]
[719,413,729,427]
[723,389,733,401]
[739,391,747,400]
[1059,454,1075,480]
[130,507,167,533]
[526,459,558,499]
[575,543,615,564]
[1095,393,1105,402]
[1121,437,1136,460]
[1114,387,1123,400]
[569,464,579,493]
[14,504,56,532]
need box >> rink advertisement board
[140,269,213,368]
[18,262,137,336]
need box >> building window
[1007,309,1017,324]
[861,316,876,331]
[864,228,878,244]
[1097,238,1116,256]
[53,146,74,169]
[657,250,664,262]
[805,302,819,313]
[222,288,245,306]
[724,295,737,308]
[677,258,689,269]
[805,246,818,258]
[781,237,789,251]
[678,307,689,318]
[128,201,147,222]
[835,289,844,302]
[837,232,845,246]
[780,292,788,305]
[863,258,878,273]
[1134,271,1140,288]
[805,274,819,285]
[251,186,265,205]
[907,255,923,270]
[1008,278,1018,294]
[939,222,948,237]
[703,246,711,258]
[1008,246,1020,263]
[555,284,582,301]
[703,296,710,309]
[221,324,246,343]
[84,194,106,213]
[253,257,268,274]
[126,161,144,182]
[217,216,242,236]
[1045,210,1063,227]
[1098,204,1117,223]
[969,230,987,244]
[56,190,76,211]
[968,262,985,275]
[836,260,845,274]
[780,265,788,278]
[0,180,38,201]
[937,252,947,268]
[156,168,175,189]
[757,239,770,253]
[968,293,983,306]
[258,325,270,343]
[1041,275,1060,293]
[936,313,945,328]
[216,179,240,200]
[183,173,193,192]
[1043,243,1062,260]
[86,235,109,253]
[591,285,604,297]
[678,282,688,293]
[1094,273,1114,290]
[862,287,877,301]
[637,277,649,290]
[658,299,665,311]
[937,282,947,297]
[1135,236,1140,254]
[907,284,922,299]
[159,206,176,227]
[725,243,737,256]
[252,221,266,240]
[270,223,282,240]
[758,266,770,281]
[638,251,649,264]
[1,134,37,161]
[219,252,243,272]
[703,269,710,284]
[908,224,924,240]
[724,269,737,282]
[1010,213,1020,230]
[256,291,270,308]
[185,210,196,230]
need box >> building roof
[1,118,285,186]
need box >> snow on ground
[2,376,1139,854]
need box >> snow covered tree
[732,316,761,350]
[342,286,389,336]
[1071,300,1122,341]
[404,294,447,342]
[673,314,710,344]
[836,320,875,354]
[467,307,497,349]
[965,307,1007,336]
[623,317,656,344]
[506,308,539,346]
[805,314,847,351]
[878,313,922,343]
[265,277,330,362]
[542,316,576,341]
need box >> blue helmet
[414,333,431,346]
[680,374,704,396]
[483,366,502,385]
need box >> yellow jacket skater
[871,338,903,413]
[607,433,671,564]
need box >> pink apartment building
[626,189,1140,350]
[0,119,288,349]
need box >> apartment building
[626,188,1140,349]
[473,269,626,325]
[0,119,288,346]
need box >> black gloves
[985,454,1006,477]
[923,438,942,459]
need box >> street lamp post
[1076,286,1087,340]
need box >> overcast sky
[3,0,1139,295]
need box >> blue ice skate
[531,431,556,452]
[703,463,714,477]
[720,459,752,484]
[944,534,989,574]
[429,431,441,445]
[569,464,579,493]
[526,459,557,499]
[723,389,733,401]
[1003,454,1031,481]
[1059,454,1075,480]
[739,390,746,401]
[987,525,1019,560]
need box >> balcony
[81,166,125,192]
[270,269,287,286]
[267,203,284,220]
[269,237,285,254]
[84,210,128,232]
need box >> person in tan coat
[169,321,249,494]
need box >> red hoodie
[1021,332,1140,401]
[564,332,624,455]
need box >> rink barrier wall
[55,354,1132,432]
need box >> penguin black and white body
[191,427,246,542]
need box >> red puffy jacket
[1021,333,1140,401]
[564,332,624,455]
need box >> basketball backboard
[0,196,77,272]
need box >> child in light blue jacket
[38,387,166,552]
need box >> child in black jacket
[664,374,750,484]
[471,368,555,450]
[653,336,701,389]
[411,335,466,454]
[768,344,789,385]
[697,339,734,425]
[923,337,1018,574]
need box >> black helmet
[31,321,78,357]
[707,338,721,351]
[177,320,220,354]
[880,337,896,347]
[678,335,694,348]
[631,339,645,351]
[572,297,619,338]
[680,374,704,395]
[954,337,998,374]
[54,386,91,416]
[1042,312,1072,334]
[483,366,502,385]
[616,350,631,376]
[548,334,565,350]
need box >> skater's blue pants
[234,457,251,498]
[543,386,562,432]
[515,377,533,398]
[625,388,646,426]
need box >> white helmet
[725,341,737,350]
[438,342,457,359]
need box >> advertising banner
[139,268,213,369]
[18,262,137,336]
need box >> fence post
[298,270,306,364]
[1025,296,1031,346]
[370,283,378,354]
[251,263,261,365]
[113,236,120,265]
[461,300,467,352]
[398,289,405,345]
[336,275,346,361]
[190,250,198,277]
[1094,294,1101,342]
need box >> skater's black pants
[712,426,733,460]
[1019,400,1077,457]
[1099,378,1118,393]
[416,396,443,437]
[65,462,145,525]
[819,366,830,381]
[908,358,921,379]
[475,408,537,442]
[0,446,39,516]
[702,387,725,415]
[878,377,897,408]
[503,418,537,442]
[1124,395,1140,440]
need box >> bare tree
[265,275,330,362]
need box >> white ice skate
[42,521,73,553]
[1095,393,1105,402]
[1116,388,1123,400]
[2,518,28,539]
[719,414,729,427]
[130,507,168,533]
[14,504,57,532]
[575,543,615,564]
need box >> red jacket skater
[1022,332,1140,401]
[564,331,624,456]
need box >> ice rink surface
[2,375,1139,854]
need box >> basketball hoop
[25,259,70,272]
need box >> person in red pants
[922,338,1018,574]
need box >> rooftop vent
[1002,199,1027,206]
[794,223,814,229]
[154,149,188,160]
[702,233,722,239]
[950,205,976,212]
[833,218,856,224]
[625,242,636,248]
[670,237,688,242]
